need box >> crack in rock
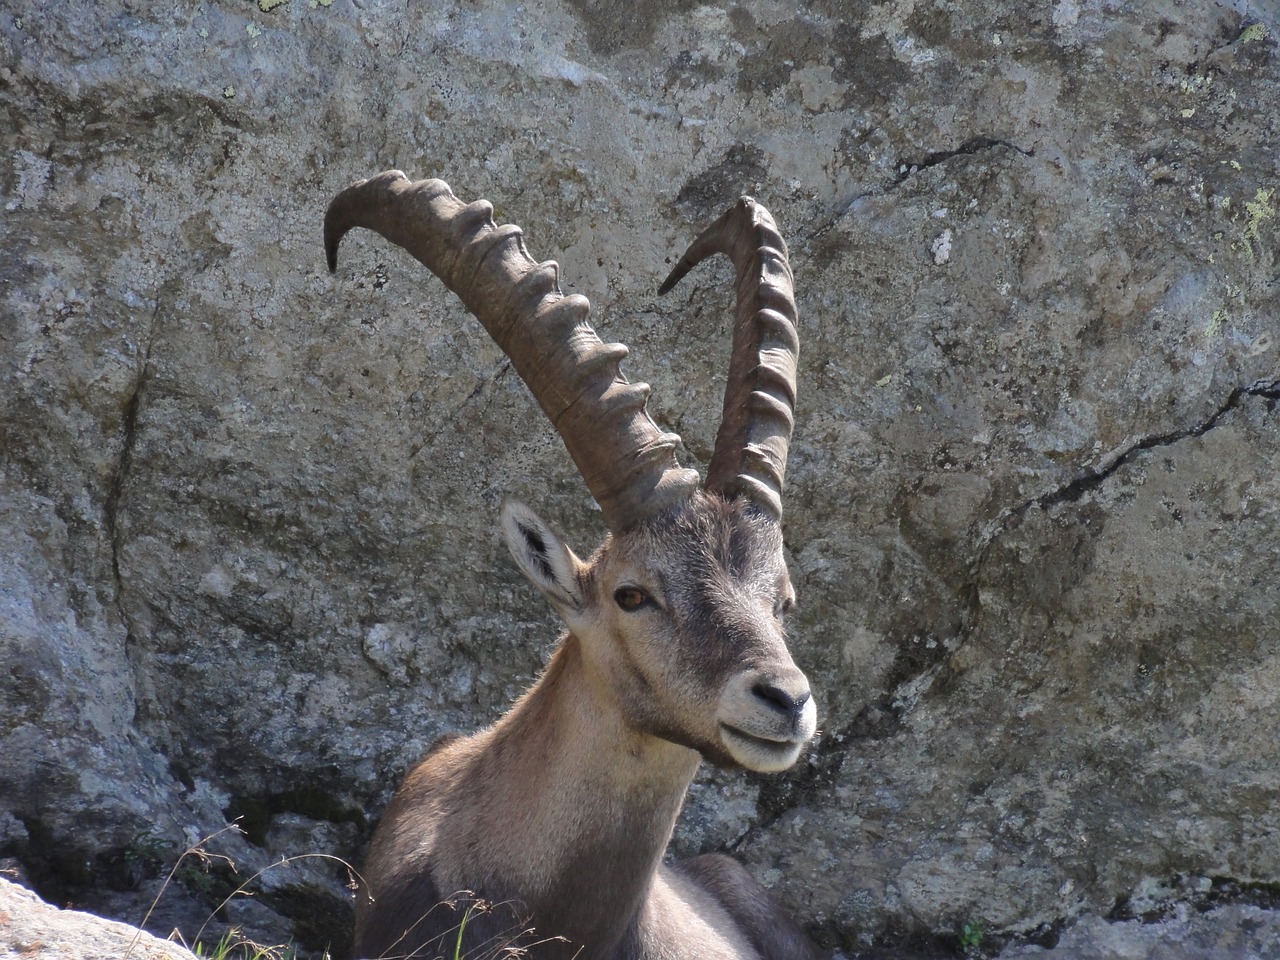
[891,135,1035,187]
[784,378,1280,780]
[807,136,1034,243]
[408,358,513,462]
[1017,376,1279,518]
[103,305,158,644]
[931,377,1280,706]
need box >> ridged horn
[658,197,798,520]
[325,171,700,532]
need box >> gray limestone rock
[1,0,1277,957]
[0,877,195,960]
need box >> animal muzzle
[717,669,817,773]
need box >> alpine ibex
[325,172,823,960]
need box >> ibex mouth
[720,722,792,746]
[719,723,806,773]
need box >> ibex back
[325,172,824,960]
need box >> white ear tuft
[500,501,584,613]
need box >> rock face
[998,903,1280,960]
[0,877,195,960]
[1,0,1277,957]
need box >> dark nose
[752,681,811,720]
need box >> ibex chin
[325,171,823,960]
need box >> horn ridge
[325,171,700,531]
[660,196,799,519]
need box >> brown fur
[355,496,824,960]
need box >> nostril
[752,682,810,718]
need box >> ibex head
[325,173,814,773]
[502,490,812,772]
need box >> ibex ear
[500,501,585,613]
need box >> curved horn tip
[656,261,690,297]
[323,170,416,273]
[658,195,766,295]
[323,196,348,274]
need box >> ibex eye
[614,587,651,611]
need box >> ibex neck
[480,634,700,954]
